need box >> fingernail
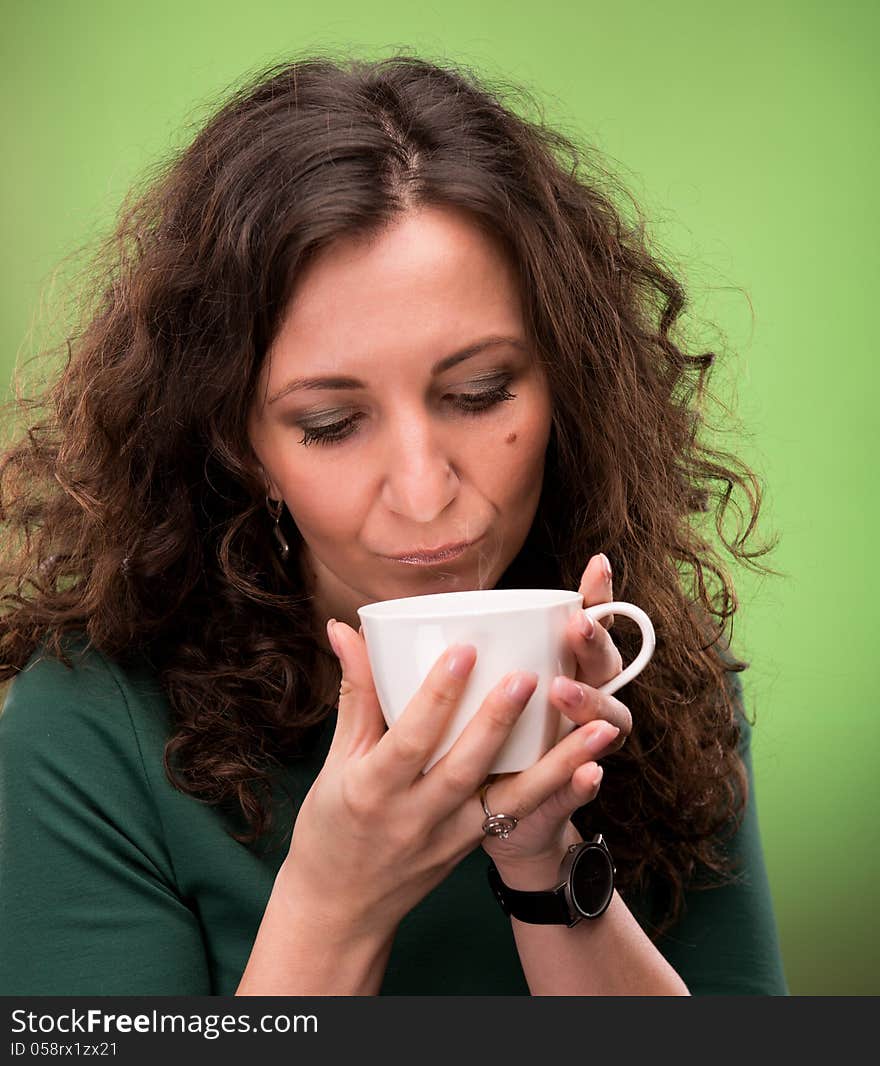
[579,612,596,639]
[553,676,584,706]
[326,619,342,659]
[592,764,604,787]
[505,671,537,702]
[600,553,612,581]
[447,644,477,679]
[586,722,619,748]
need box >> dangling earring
[265,496,290,562]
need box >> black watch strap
[486,860,578,927]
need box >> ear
[245,412,282,499]
[254,460,282,502]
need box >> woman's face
[247,204,553,629]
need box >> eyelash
[298,382,517,448]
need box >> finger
[366,642,478,790]
[542,760,604,821]
[416,670,539,808]
[490,719,618,821]
[325,620,388,759]
[579,552,614,630]
[443,719,619,841]
[564,604,625,689]
[547,678,632,752]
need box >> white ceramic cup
[357,587,656,774]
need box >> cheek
[487,411,551,500]
[502,390,552,467]
[271,458,366,541]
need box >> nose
[379,412,460,523]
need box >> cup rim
[357,587,583,621]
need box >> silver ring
[479,782,518,839]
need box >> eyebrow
[266,335,528,404]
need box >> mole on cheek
[505,432,517,444]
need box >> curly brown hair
[0,51,781,938]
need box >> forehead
[265,206,524,376]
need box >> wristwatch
[486,833,616,927]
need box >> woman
[0,53,788,995]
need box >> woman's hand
[549,551,632,757]
[480,552,631,873]
[282,609,621,942]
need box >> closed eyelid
[286,369,516,416]
[294,377,517,447]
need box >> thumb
[325,619,387,759]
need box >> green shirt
[0,636,788,995]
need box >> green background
[2,1,876,995]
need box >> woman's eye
[450,382,516,413]
[299,414,363,447]
[297,380,517,448]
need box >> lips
[392,540,470,558]
[385,535,482,565]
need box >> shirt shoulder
[0,633,176,884]
[0,632,171,766]
[0,634,211,994]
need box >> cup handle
[583,601,656,696]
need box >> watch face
[570,845,614,918]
